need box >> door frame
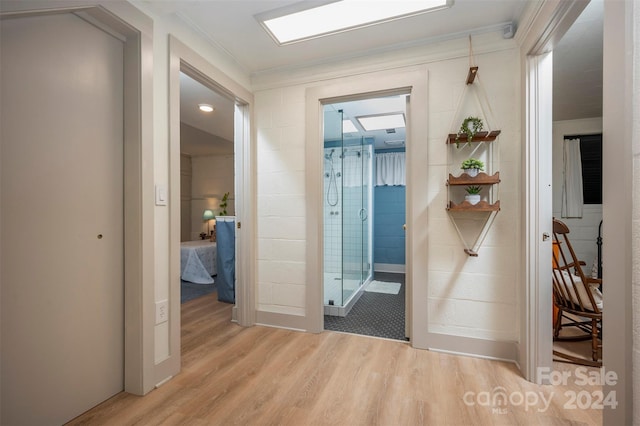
[519,3,634,421]
[0,2,155,395]
[305,68,427,343]
[167,36,256,376]
[516,0,589,384]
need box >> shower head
[325,149,335,160]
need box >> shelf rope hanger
[466,35,478,84]
[446,35,501,256]
[449,35,500,134]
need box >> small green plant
[218,192,229,216]
[465,185,482,195]
[455,116,484,148]
[461,158,485,171]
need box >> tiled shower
[323,139,373,316]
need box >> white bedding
[180,240,217,284]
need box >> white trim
[602,1,634,424]
[522,53,554,384]
[374,263,406,273]
[255,311,307,332]
[304,67,428,345]
[517,0,589,385]
[253,30,515,91]
[168,36,256,382]
[428,334,517,364]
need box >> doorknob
[403,224,407,231]
[542,232,550,241]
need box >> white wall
[255,86,307,316]
[427,48,520,342]
[602,1,636,423]
[254,32,521,344]
[552,118,603,269]
[180,154,192,241]
[191,155,235,240]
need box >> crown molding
[251,28,517,91]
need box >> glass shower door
[341,138,363,303]
[323,112,372,310]
[323,110,344,306]
[360,142,372,287]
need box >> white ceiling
[142,0,528,75]
[172,0,603,153]
[180,72,234,156]
[553,0,603,121]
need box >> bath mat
[365,280,401,295]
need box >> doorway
[1,12,125,424]
[321,95,408,341]
[168,37,256,375]
[549,0,603,367]
[179,71,235,305]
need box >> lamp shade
[202,209,215,221]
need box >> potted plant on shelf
[461,158,485,177]
[465,185,482,205]
[218,192,229,216]
[455,116,484,147]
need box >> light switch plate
[155,184,167,206]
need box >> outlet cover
[155,299,169,324]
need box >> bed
[180,240,217,284]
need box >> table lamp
[203,209,215,235]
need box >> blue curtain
[216,217,235,303]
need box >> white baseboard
[421,332,518,363]
[255,310,307,332]
[374,263,406,273]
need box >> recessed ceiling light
[356,113,405,131]
[258,0,451,45]
[199,104,214,112]
[343,119,358,133]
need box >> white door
[1,13,124,424]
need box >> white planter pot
[463,168,480,177]
[465,194,481,205]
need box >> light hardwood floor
[69,293,603,425]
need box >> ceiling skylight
[343,119,358,133]
[357,113,405,131]
[259,0,451,45]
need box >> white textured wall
[426,49,520,341]
[552,118,603,269]
[191,155,235,240]
[256,86,307,316]
[602,1,635,423]
[255,38,521,342]
[180,154,192,241]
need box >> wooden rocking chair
[552,219,602,367]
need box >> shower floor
[324,272,369,317]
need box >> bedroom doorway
[168,38,256,376]
[179,71,235,306]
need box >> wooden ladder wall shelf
[446,61,501,256]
